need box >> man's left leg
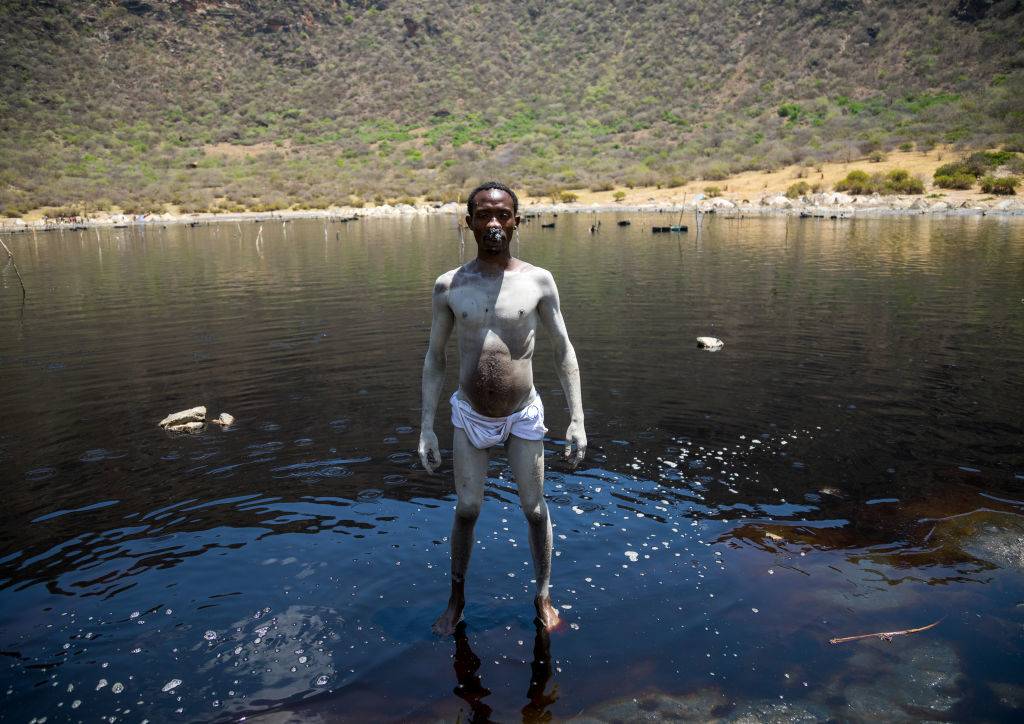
[507,434,560,630]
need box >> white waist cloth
[450,389,547,449]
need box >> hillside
[1,0,1023,215]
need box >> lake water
[1,213,1023,722]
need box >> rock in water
[159,406,206,428]
[696,336,724,351]
[166,421,204,434]
[211,412,235,427]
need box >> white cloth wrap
[450,389,547,449]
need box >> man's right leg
[433,428,489,635]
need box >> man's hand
[418,430,441,473]
[564,421,587,467]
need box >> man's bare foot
[535,595,561,632]
[432,598,465,636]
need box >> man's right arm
[418,274,455,473]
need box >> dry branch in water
[0,237,26,298]
[829,618,942,645]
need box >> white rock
[166,421,205,434]
[210,412,235,428]
[929,201,949,212]
[761,194,792,208]
[696,336,724,351]
[159,406,206,428]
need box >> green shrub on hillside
[882,169,924,194]
[934,173,975,189]
[835,169,923,195]
[834,169,874,195]
[612,190,626,202]
[703,186,722,197]
[786,181,811,198]
[979,176,1018,195]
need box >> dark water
[1,214,1023,722]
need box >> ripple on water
[262,422,281,432]
[161,451,181,461]
[318,466,353,479]
[356,488,383,503]
[329,418,351,433]
[382,474,406,486]
[25,467,57,482]
[382,435,399,444]
[550,495,573,506]
[79,448,115,463]
[395,425,414,434]
[387,452,413,464]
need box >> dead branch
[829,618,943,645]
[0,237,26,299]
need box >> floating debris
[696,336,724,351]
[161,678,182,692]
[829,618,943,645]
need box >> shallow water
[1,213,1023,722]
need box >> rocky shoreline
[1,192,1022,233]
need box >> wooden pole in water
[0,237,27,299]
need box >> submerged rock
[568,688,727,722]
[933,510,1024,572]
[825,638,962,721]
[727,700,831,723]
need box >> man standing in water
[419,181,586,635]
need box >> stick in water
[829,618,943,645]
[0,237,26,299]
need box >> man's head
[466,181,519,218]
[465,181,520,255]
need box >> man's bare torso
[438,259,548,417]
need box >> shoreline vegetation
[3,148,1022,232]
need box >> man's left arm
[537,270,586,465]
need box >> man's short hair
[466,181,519,217]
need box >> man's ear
[514,215,521,228]
[465,215,472,228]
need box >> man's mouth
[484,228,506,245]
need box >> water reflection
[1,215,1023,721]
[450,620,556,724]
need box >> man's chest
[448,277,542,329]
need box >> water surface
[1,213,1023,721]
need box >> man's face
[466,189,519,253]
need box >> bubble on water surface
[356,489,383,503]
[162,679,182,693]
[315,675,329,686]
[111,682,124,694]
[203,630,217,641]
[96,678,108,690]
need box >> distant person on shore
[418,181,586,634]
